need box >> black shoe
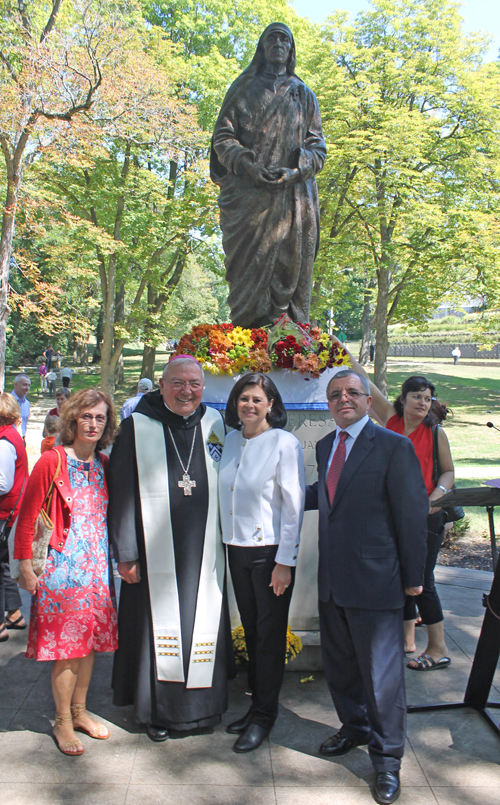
[233,723,270,753]
[373,771,400,804]
[146,723,169,742]
[319,730,369,757]
[226,711,252,734]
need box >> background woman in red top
[340,344,455,671]
[0,393,28,641]
[15,389,118,756]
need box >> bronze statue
[211,22,326,328]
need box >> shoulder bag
[432,425,464,524]
[9,448,62,581]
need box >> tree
[307,0,500,392]
[0,0,134,388]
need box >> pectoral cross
[178,473,196,495]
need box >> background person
[220,373,305,753]
[451,346,461,365]
[0,394,28,642]
[10,374,31,439]
[15,389,118,756]
[44,346,53,370]
[60,365,73,388]
[38,363,48,394]
[305,369,428,805]
[120,377,153,421]
[41,415,59,454]
[46,370,57,397]
[48,388,71,418]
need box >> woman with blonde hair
[15,389,118,755]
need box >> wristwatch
[437,485,447,493]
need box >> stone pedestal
[203,369,338,633]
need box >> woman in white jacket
[220,372,305,753]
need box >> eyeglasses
[327,389,369,402]
[167,380,202,390]
[79,414,107,425]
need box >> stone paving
[1,566,500,804]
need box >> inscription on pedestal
[284,410,335,630]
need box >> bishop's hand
[118,560,141,584]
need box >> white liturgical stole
[132,407,225,688]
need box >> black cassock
[108,391,232,729]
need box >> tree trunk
[113,281,125,386]
[93,306,104,363]
[373,266,390,395]
[358,293,371,366]
[141,344,156,381]
[0,151,21,391]
[114,353,124,386]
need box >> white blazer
[219,427,305,566]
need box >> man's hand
[266,167,300,190]
[18,559,39,595]
[270,563,292,596]
[118,561,141,584]
[405,586,423,596]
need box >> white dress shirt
[219,428,305,566]
[10,390,30,437]
[326,414,370,478]
[0,439,17,494]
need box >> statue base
[203,369,339,632]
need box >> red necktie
[327,431,348,505]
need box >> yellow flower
[228,326,253,347]
[320,332,330,346]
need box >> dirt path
[25,394,55,471]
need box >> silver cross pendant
[178,473,196,495]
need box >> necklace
[168,426,197,495]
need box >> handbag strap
[432,424,441,486]
[41,448,63,515]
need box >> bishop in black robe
[108,389,231,731]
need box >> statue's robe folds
[211,71,326,328]
[108,391,232,729]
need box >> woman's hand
[118,561,141,584]
[270,563,292,596]
[18,560,39,595]
[428,487,446,514]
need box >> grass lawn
[7,350,500,542]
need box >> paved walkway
[1,566,499,804]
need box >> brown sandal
[53,712,84,756]
[71,703,110,739]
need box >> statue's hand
[240,157,275,188]
[266,167,301,191]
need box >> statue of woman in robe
[211,22,326,329]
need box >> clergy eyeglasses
[167,380,202,390]
[327,389,369,402]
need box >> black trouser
[62,376,70,388]
[404,510,446,625]
[319,598,406,772]
[228,544,295,730]
[0,537,22,619]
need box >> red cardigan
[14,445,109,560]
[0,425,28,521]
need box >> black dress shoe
[233,723,270,753]
[373,771,400,804]
[146,723,169,742]
[319,730,369,756]
[226,711,252,734]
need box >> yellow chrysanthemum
[228,326,253,347]
[320,332,330,346]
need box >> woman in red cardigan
[15,389,118,756]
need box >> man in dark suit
[306,369,428,804]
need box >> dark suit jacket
[305,418,428,610]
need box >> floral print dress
[26,455,118,660]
